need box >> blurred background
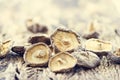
[0,0,120,48]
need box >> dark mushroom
[73,51,100,68]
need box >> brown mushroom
[11,46,25,56]
[83,22,99,39]
[51,28,80,52]
[73,51,100,68]
[48,52,77,72]
[108,48,120,64]
[24,43,51,66]
[26,19,48,34]
[83,32,99,39]
[85,38,112,56]
[28,35,51,45]
[0,40,13,58]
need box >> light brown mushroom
[85,38,112,56]
[51,28,80,52]
[0,40,13,58]
[73,51,100,68]
[48,52,77,72]
[24,43,51,66]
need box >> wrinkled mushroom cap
[48,52,77,72]
[24,43,51,66]
[85,38,112,52]
[0,40,13,58]
[26,19,48,34]
[73,51,100,68]
[28,35,51,45]
[11,46,25,56]
[51,29,80,52]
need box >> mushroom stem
[35,50,46,58]
[57,58,66,64]
[62,40,70,45]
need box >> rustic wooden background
[0,0,120,80]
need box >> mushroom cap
[24,43,51,66]
[0,40,13,58]
[113,48,120,57]
[28,35,51,45]
[51,29,80,52]
[48,52,77,72]
[109,48,120,64]
[85,38,112,53]
[26,19,48,34]
[11,46,25,56]
[73,51,100,68]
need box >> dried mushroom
[108,48,120,64]
[115,28,120,36]
[85,38,112,56]
[24,43,51,66]
[51,28,80,52]
[26,19,48,33]
[28,35,51,45]
[83,23,99,39]
[11,46,25,56]
[73,51,100,68]
[83,32,99,39]
[48,52,77,72]
[0,40,13,58]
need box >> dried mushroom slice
[11,46,25,56]
[48,52,77,72]
[108,48,120,64]
[0,40,13,58]
[85,38,112,56]
[51,28,80,52]
[26,19,48,33]
[73,51,100,68]
[28,35,51,45]
[24,43,51,66]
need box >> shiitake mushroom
[85,38,112,56]
[51,28,80,52]
[83,32,99,39]
[11,46,25,56]
[108,48,120,64]
[83,22,99,39]
[24,43,51,66]
[72,51,100,68]
[28,35,51,45]
[0,40,13,58]
[48,52,77,72]
[26,19,48,34]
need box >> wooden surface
[0,0,120,80]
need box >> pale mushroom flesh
[51,29,80,52]
[49,52,77,72]
[0,40,12,57]
[24,43,50,66]
[85,39,112,52]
